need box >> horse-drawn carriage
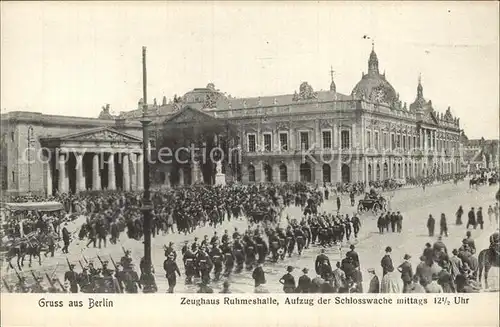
[1,201,65,270]
[357,192,387,214]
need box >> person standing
[427,214,435,237]
[336,195,341,212]
[398,254,413,293]
[252,262,266,289]
[367,268,380,293]
[61,222,70,254]
[296,268,311,293]
[456,205,464,225]
[164,253,181,293]
[476,207,484,230]
[439,213,448,237]
[380,247,394,276]
[467,207,476,229]
[279,266,296,293]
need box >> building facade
[460,136,499,172]
[1,47,463,196]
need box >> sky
[1,1,499,139]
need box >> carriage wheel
[357,204,365,214]
[373,203,381,214]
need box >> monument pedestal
[215,173,226,185]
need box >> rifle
[97,254,105,266]
[45,273,55,289]
[121,245,127,255]
[2,278,12,293]
[109,256,118,270]
[66,257,73,271]
[13,268,23,283]
[78,260,85,271]
[55,278,66,293]
[82,255,89,265]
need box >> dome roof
[351,48,398,106]
[351,73,398,105]
[182,83,227,106]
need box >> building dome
[181,83,227,108]
[351,47,398,106]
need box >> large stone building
[460,135,499,172]
[1,47,463,196]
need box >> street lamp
[139,46,156,292]
[27,125,34,201]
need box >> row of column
[52,152,144,194]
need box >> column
[333,124,338,148]
[273,165,280,183]
[191,161,198,185]
[351,123,357,149]
[315,120,321,150]
[58,152,67,193]
[92,153,101,191]
[76,153,85,192]
[136,153,144,190]
[164,172,171,187]
[122,153,130,191]
[130,153,137,190]
[290,126,295,150]
[108,153,116,190]
[46,156,53,196]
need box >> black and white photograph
[1,1,499,301]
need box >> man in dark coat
[61,223,70,254]
[398,254,413,293]
[279,266,296,293]
[296,268,312,293]
[251,262,266,288]
[315,249,331,277]
[427,214,435,237]
[346,244,360,268]
[476,207,484,230]
[467,207,476,229]
[380,246,394,276]
[164,253,181,293]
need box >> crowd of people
[1,171,497,293]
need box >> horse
[478,246,500,289]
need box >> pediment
[163,106,218,125]
[42,127,142,143]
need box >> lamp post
[139,46,156,292]
[27,125,34,201]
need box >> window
[374,131,379,150]
[396,135,401,148]
[11,170,15,183]
[247,134,256,152]
[402,135,406,150]
[300,131,309,150]
[2,166,7,190]
[383,132,388,149]
[11,132,14,142]
[279,164,288,182]
[391,134,395,150]
[322,130,332,149]
[279,132,288,151]
[341,130,350,149]
[366,131,371,148]
[413,136,416,149]
[263,133,272,152]
[248,165,256,182]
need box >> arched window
[263,163,272,182]
[322,164,331,183]
[248,165,256,182]
[404,163,408,178]
[341,164,350,183]
[367,164,372,181]
[393,163,396,178]
[279,164,288,182]
[383,163,389,179]
[376,164,381,181]
[300,163,312,182]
